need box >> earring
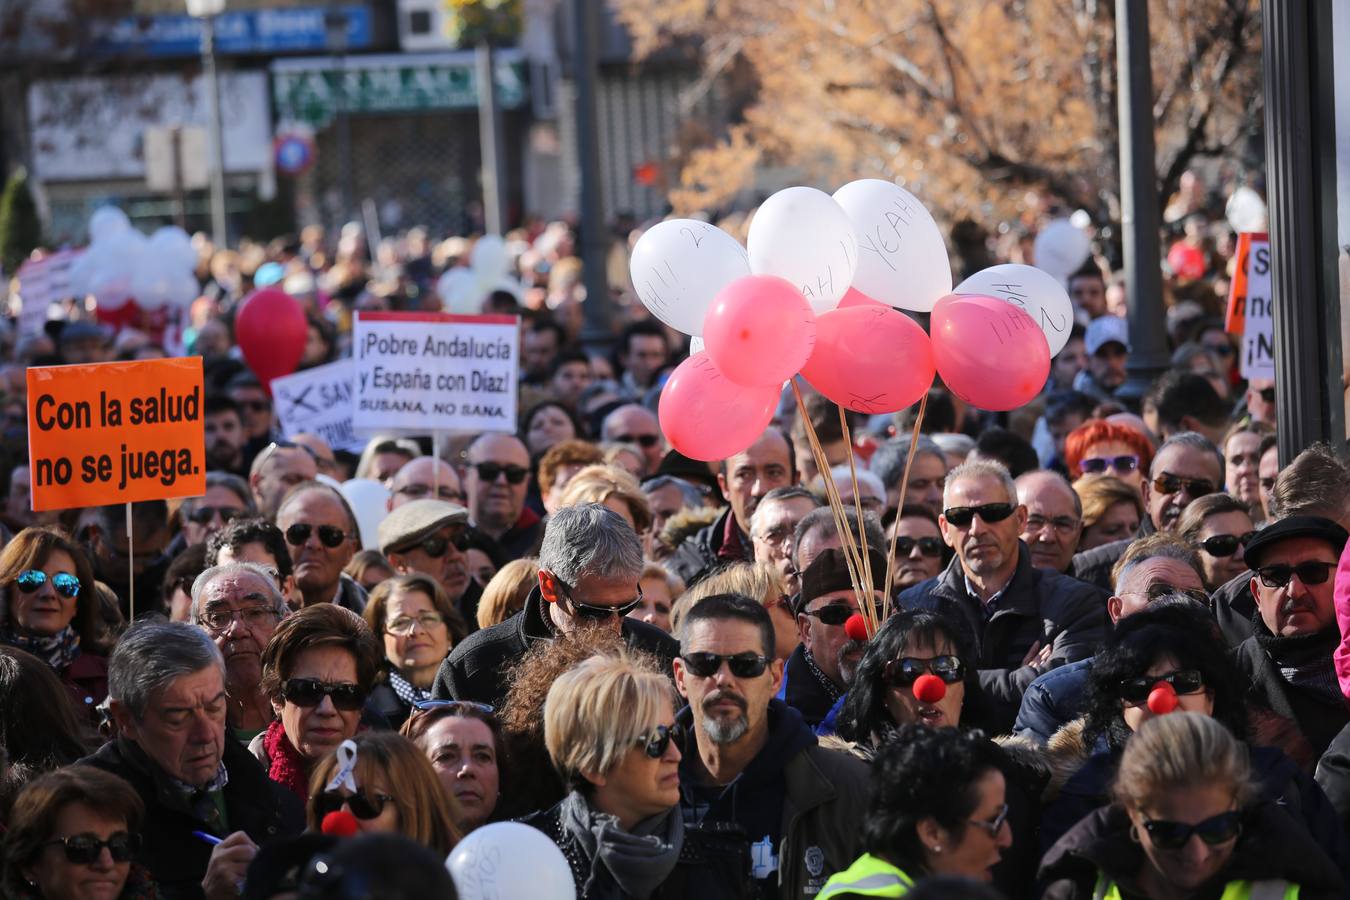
[930,845,941,854]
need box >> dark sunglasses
[1118,669,1204,704]
[1151,473,1215,498]
[16,569,81,599]
[942,503,1015,527]
[803,604,859,627]
[44,832,141,864]
[1079,454,1140,475]
[1257,560,1336,589]
[556,579,644,619]
[189,506,244,526]
[284,523,348,548]
[614,433,661,448]
[681,651,771,679]
[473,462,529,484]
[1199,532,1256,557]
[1258,387,1275,403]
[281,678,367,711]
[1206,343,1235,357]
[895,536,944,558]
[414,529,470,559]
[1129,583,1211,606]
[883,655,966,686]
[315,790,395,821]
[635,723,680,758]
[1142,810,1242,849]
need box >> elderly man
[899,459,1108,731]
[82,621,303,899]
[275,482,365,612]
[641,474,705,545]
[432,503,678,707]
[749,485,820,592]
[868,434,947,517]
[463,433,540,560]
[793,507,886,579]
[190,562,289,741]
[601,403,665,475]
[669,427,795,587]
[387,455,464,509]
[378,498,479,629]
[249,441,318,520]
[1016,470,1083,573]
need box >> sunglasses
[803,604,859,627]
[1142,810,1242,850]
[895,536,944,558]
[411,529,470,559]
[942,503,1015,527]
[614,433,661,448]
[1258,387,1275,403]
[315,791,395,821]
[1118,669,1204,704]
[281,678,367,711]
[883,655,966,686]
[1151,473,1215,498]
[635,723,679,758]
[188,506,244,526]
[1124,583,1211,606]
[1206,343,1235,357]
[473,462,529,484]
[1079,454,1140,475]
[1257,560,1336,589]
[284,523,348,548]
[16,569,81,599]
[1199,532,1256,557]
[44,832,141,865]
[556,579,644,619]
[681,651,771,679]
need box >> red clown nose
[913,673,947,704]
[1147,681,1179,715]
[321,810,359,837]
[844,613,870,642]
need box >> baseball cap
[1085,316,1131,356]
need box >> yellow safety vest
[1092,872,1299,900]
[818,854,914,899]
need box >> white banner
[270,358,363,453]
[1239,236,1274,381]
[352,312,519,434]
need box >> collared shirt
[964,571,1011,616]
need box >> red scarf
[262,719,311,801]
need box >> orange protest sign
[27,357,206,511]
[1225,232,1268,334]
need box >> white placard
[1239,236,1274,381]
[13,249,84,337]
[270,358,363,453]
[352,312,519,434]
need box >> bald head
[388,456,464,510]
[602,404,664,474]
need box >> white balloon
[438,267,482,314]
[447,822,575,900]
[689,336,705,355]
[470,234,509,282]
[88,206,131,243]
[832,179,952,312]
[1226,186,1267,233]
[748,187,857,314]
[338,479,390,550]
[88,230,148,307]
[1033,219,1092,280]
[149,225,199,272]
[629,219,750,335]
[956,264,1075,357]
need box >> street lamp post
[325,9,354,225]
[186,0,229,247]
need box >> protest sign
[13,249,84,337]
[27,357,206,511]
[353,312,519,434]
[270,358,363,452]
[1223,233,1273,380]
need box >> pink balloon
[702,274,816,387]
[658,353,780,461]
[930,293,1050,411]
[800,306,935,414]
[836,287,888,310]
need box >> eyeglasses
[803,604,863,627]
[1120,583,1211,606]
[1118,668,1205,704]
[1199,532,1256,557]
[188,506,244,526]
[472,462,529,484]
[1151,473,1215,498]
[555,578,644,619]
[1205,343,1235,358]
[753,524,796,546]
[895,536,944,558]
[394,483,465,503]
[284,523,349,548]
[1256,560,1336,589]
[942,503,1015,527]
[1258,387,1275,404]
[386,612,446,635]
[967,804,1010,836]
[15,569,81,599]
[199,604,278,633]
[411,699,495,715]
[635,723,680,758]
[315,791,396,821]
[680,651,771,679]
[1025,515,1081,536]
[43,832,141,864]
[883,655,966,687]
[1142,810,1242,850]
[407,529,470,559]
[281,678,367,711]
[1079,454,1140,476]
[614,433,661,449]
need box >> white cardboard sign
[1239,236,1274,381]
[270,358,363,453]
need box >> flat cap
[377,499,468,555]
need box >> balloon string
[882,392,930,624]
[837,406,876,637]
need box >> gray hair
[792,506,886,570]
[539,502,644,585]
[869,435,946,489]
[1111,533,1204,592]
[1151,431,1223,476]
[641,475,705,509]
[825,465,885,502]
[942,459,1017,508]
[930,433,976,459]
[189,562,289,624]
[181,472,257,517]
[108,620,225,720]
[750,486,822,538]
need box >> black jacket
[432,586,680,707]
[80,736,304,900]
[898,544,1109,732]
[1315,721,1350,839]
[667,507,748,589]
[778,644,842,728]
[1233,626,1350,761]
[1211,568,1257,646]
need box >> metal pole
[570,0,611,346]
[1112,0,1168,406]
[326,9,353,226]
[201,15,228,246]
[476,42,507,235]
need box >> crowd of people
[3,178,1348,900]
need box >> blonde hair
[556,464,653,533]
[1113,712,1256,812]
[543,651,675,790]
[477,558,541,629]
[670,561,785,634]
[1074,473,1144,528]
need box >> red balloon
[913,674,947,704]
[1167,241,1206,281]
[235,288,307,391]
[844,613,870,642]
[657,353,780,462]
[930,293,1050,411]
[702,274,816,387]
[800,306,935,414]
[1147,682,1179,715]
[321,810,360,837]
